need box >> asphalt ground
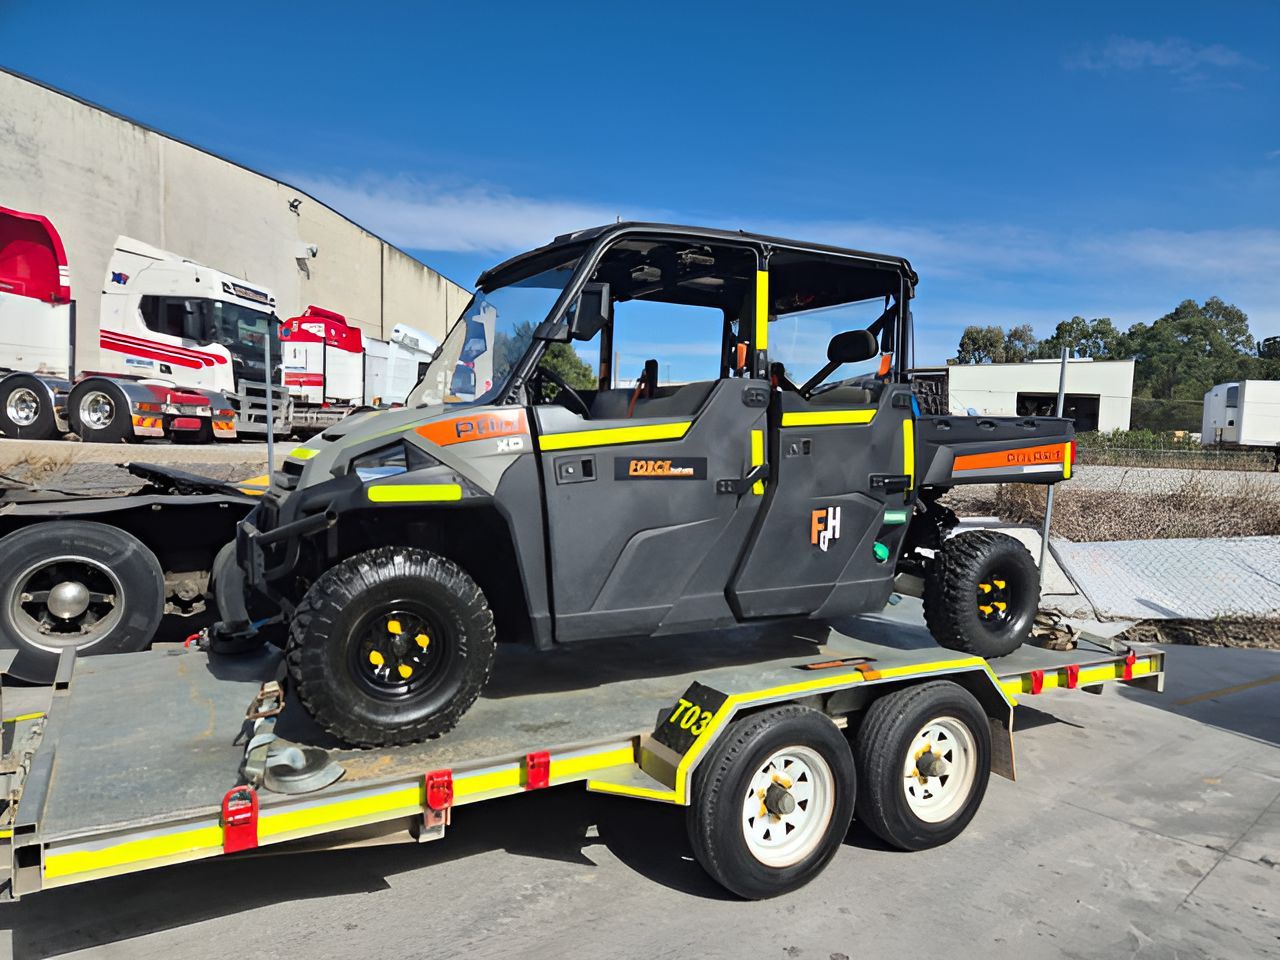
[2,641,1276,960]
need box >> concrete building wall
[0,68,469,369]
[946,359,1135,432]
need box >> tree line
[952,298,1280,431]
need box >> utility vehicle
[238,223,1075,747]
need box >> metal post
[1038,348,1069,584]
[264,317,275,476]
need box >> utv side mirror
[571,282,612,341]
[827,329,879,364]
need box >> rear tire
[68,380,132,443]
[286,546,496,747]
[0,521,164,682]
[853,680,991,851]
[686,704,855,899]
[923,529,1039,658]
[0,375,59,440]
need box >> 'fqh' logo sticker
[810,506,842,552]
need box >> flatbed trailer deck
[0,600,1163,901]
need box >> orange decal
[877,353,892,377]
[415,409,529,447]
[953,443,1066,472]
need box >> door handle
[717,463,770,495]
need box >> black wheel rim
[347,601,453,701]
[976,570,1015,630]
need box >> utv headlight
[351,441,437,481]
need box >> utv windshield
[409,264,578,406]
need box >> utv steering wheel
[535,364,591,418]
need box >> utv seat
[588,380,716,420]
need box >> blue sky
[3,1,1278,375]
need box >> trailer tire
[923,529,1038,658]
[0,375,59,440]
[287,546,496,747]
[0,521,164,682]
[686,704,855,899]
[853,680,991,851]
[68,381,132,444]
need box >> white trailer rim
[6,387,42,426]
[740,745,835,867]
[9,555,125,653]
[79,390,117,431]
[902,715,978,823]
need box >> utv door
[535,378,770,642]
[729,380,918,619]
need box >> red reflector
[221,785,258,853]
[1029,669,1044,695]
[172,416,203,430]
[1065,664,1080,689]
[425,769,453,811]
[525,751,550,790]
[1123,650,1136,681]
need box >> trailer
[0,603,1163,901]
[1201,379,1280,453]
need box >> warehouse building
[915,358,1135,432]
[0,68,470,370]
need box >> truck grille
[229,380,293,438]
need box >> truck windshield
[409,264,577,406]
[205,300,280,376]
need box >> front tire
[286,546,496,747]
[0,375,59,440]
[853,680,991,851]
[686,704,856,899]
[0,521,164,682]
[923,529,1039,658]
[68,381,132,443]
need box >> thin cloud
[291,173,658,253]
[1066,36,1263,89]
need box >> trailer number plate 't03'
[653,682,729,755]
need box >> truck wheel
[923,529,1038,658]
[68,381,132,443]
[0,521,165,682]
[853,680,991,851]
[686,704,855,899]
[287,546,496,747]
[0,375,59,440]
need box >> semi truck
[0,204,290,443]
[282,305,439,436]
[1201,380,1280,456]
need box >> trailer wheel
[686,704,855,899]
[287,546,496,747]
[0,521,164,682]
[68,381,132,443]
[853,680,991,851]
[0,375,59,440]
[923,529,1039,658]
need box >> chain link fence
[1075,444,1277,472]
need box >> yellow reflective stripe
[780,409,876,427]
[3,711,46,723]
[751,428,765,495]
[587,778,679,802]
[453,766,524,800]
[537,420,692,451]
[550,745,636,781]
[235,474,270,496]
[290,446,320,460]
[1063,441,1073,479]
[998,656,1160,696]
[903,418,915,489]
[43,825,223,881]
[755,270,769,351]
[258,785,421,841]
[367,484,462,503]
